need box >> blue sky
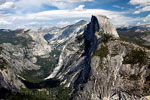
[0,0,150,29]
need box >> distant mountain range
[117,24,150,32]
[117,24,150,48]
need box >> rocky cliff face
[0,20,88,92]
[26,29,52,56]
[0,49,25,92]
[74,16,150,100]
[90,15,119,38]
[74,40,150,100]
[47,15,119,86]
[46,15,150,100]
[41,20,88,50]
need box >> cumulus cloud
[129,0,150,6]
[75,5,85,10]
[47,0,94,3]
[0,1,14,10]
[0,8,142,29]
[143,14,150,22]
[12,0,94,11]
[0,0,144,29]
[133,5,150,14]
[48,0,93,9]
[29,9,141,25]
[0,20,11,24]
[129,0,150,14]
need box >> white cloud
[47,0,94,3]
[50,0,93,9]
[143,14,150,22]
[0,1,14,10]
[27,22,39,25]
[28,9,140,25]
[129,0,150,6]
[129,0,150,14]
[0,20,11,24]
[75,5,85,10]
[134,6,150,14]
[12,0,94,11]
[113,5,124,9]
[57,21,71,26]
[136,22,141,26]
[28,9,118,20]
[15,21,53,29]
[0,8,142,29]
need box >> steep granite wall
[47,15,150,100]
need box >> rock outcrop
[0,43,40,73]
[46,15,150,100]
[47,15,119,85]
[26,29,52,56]
[0,52,25,92]
[74,40,150,100]
[89,15,119,38]
[74,15,150,100]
